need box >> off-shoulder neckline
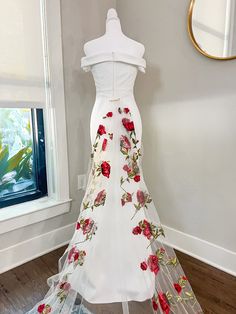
[81,51,146,72]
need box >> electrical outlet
[77,174,86,190]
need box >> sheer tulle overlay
[26,58,203,314]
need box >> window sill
[0,197,72,235]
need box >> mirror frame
[188,0,236,60]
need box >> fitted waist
[96,88,134,99]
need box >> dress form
[84,8,145,58]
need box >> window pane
[0,108,36,199]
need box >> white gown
[26,52,203,314]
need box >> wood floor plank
[0,246,235,313]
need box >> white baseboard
[0,222,75,274]
[162,224,236,277]
[0,222,235,277]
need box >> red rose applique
[158,292,170,314]
[102,138,108,151]
[122,118,135,131]
[121,192,132,206]
[174,283,182,294]
[94,189,106,207]
[147,255,159,275]
[101,161,111,178]
[140,261,148,271]
[132,226,142,235]
[37,304,45,313]
[134,175,140,182]
[152,299,158,311]
[137,190,145,206]
[124,107,130,114]
[37,304,52,314]
[97,124,106,135]
[106,112,113,117]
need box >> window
[0,108,47,208]
[0,0,71,233]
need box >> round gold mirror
[188,0,236,60]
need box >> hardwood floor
[0,246,235,314]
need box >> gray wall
[117,0,236,252]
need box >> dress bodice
[81,52,146,98]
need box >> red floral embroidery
[140,254,159,275]
[102,138,108,151]
[106,112,113,117]
[37,304,52,314]
[140,261,148,271]
[97,124,106,135]
[132,226,142,235]
[152,299,158,311]
[57,278,72,303]
[174,283,182,294]
[124,107,130,114]
[101,161,111,178]
[83,189,106,211]
[76,218,97,238]
[148,255,160,275]
[68,246,86,267]
[59,282,71,291]
[121,192,132,206]
[134,175,140,182]
[158,292,170,314]
[94,189,106,207]
[132,220,165,240]
[120,135,131,155]
[136,190,152,208]
[122,118,135,131]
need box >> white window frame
[0,0,71,235]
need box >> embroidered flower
[121,192,132,206]
[97,124,106,136]
[152,300,158,311]
[102,138,108,151]
[174,283,182,294]
[101,161,111,178]
[123,164,131,172]
[133,220,165,241]
[136,190,152,208]
[94,189,106,207]
[106,112,113,117]
[122,118,135,131]
[122,159,140,182]
[124,108,130,114]
[76,222,80,230]
[158,292,170,314]
[76,218,97,241]
[142,222,152,239]
[57,279,73,303]
[134,175,140,182]
[68,246,86,267]
[59,282,71,291]
[37,304,52,314]
[120,135,131,155]
[140,261,148,271]
[148,255,159,275]
[132,226,142,235]
[137,190,145,206]
[82,218,95,235]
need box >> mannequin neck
[105,19,123,36]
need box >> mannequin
[84,8,145,58]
